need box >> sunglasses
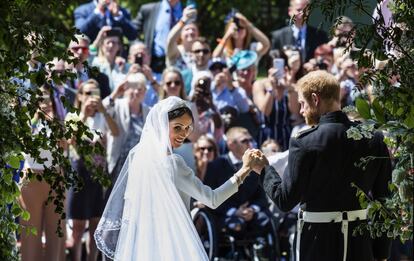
[198,146,214,152]
[39,95,52,103]
[192,48,210,55]
[71,46,89,53]
[166,80,181,86]
[83,90,100,96]
[238,138,253,145]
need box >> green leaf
[7,153,22,169]
[11,204,22,216]
[356,97,371,119]
[21,210,30,221]
[372,99,385,124]
[30,227,38,236]
[403,107,414,128]
[3,172,13,186]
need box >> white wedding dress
[94,97,239,261]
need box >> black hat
[208,57,227,71]
[105,27,123,39]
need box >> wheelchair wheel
[247,218,280,261]
[263,218,279,261]
[191,208,218,259]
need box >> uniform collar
[318,110,349,124]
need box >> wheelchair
[191,207,280,261]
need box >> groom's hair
[168,106,194,121]
[295,70,340,105]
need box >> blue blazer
[74,1,137,41]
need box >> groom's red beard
[304,104,321,126]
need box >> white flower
[65,112,81,131]
[360,123,375,139]
[347,126,363,140]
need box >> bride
[94,96,261,260]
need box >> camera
[135,53,143,66]
[316,58,328,71]
[229,8,241,29]
[197,78,210,92]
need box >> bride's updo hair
[168,106,193,121]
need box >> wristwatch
[150,79,158,86]
[109,97,115,107]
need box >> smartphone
[91,88,101,98]
[233,16,240,28]
[273,58,285,79]
[186,0,197,8]
[135,54,143,66]
[230,8,240,28]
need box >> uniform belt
[296,209,367,261]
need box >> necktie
[170,8,175,29]
[53,86,66,120]
[296,30,302,50]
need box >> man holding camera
[270,0,328,62]
[66,34,111,105]
[133,0,183,74]
[74,0,137,42]
[127,41,160,107]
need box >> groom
[251,71,391,261]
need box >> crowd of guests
[18,0,403,260]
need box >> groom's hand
[241,149,268,172]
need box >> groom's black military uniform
[260,111,392,261]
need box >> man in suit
[270,0,328,62]
[133,0,183,73]
[204,127,270,239]
[74,0,137,42]
[66,34,111,105]
[253,70,392,261]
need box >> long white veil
[94,96,208,260]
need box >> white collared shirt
[228,151,242,166]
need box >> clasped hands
[242,149,269,174]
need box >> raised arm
[253,78,273,117]
[175,149,260,209]
[97,98,120,136]
[237,13,270,57]
[74,3,104,38]
[166,6,197,65]
[212,22,237,58]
